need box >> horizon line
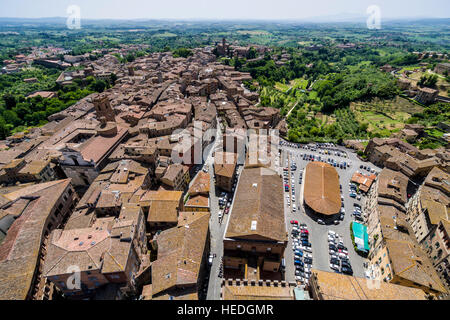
[0,16,449,23]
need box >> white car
[330,263,340,271]
[328,230,336,236]
[304,252,313,259]
[300,245,312,253]
[340,207,345,214]
[338,252,348,259]
[317,219,325,225]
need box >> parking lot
[281,141,381,284]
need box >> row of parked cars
[290,221,313,284]
[349,182,362,200]
[318,150,348,158]
[328,230,353,275]
[360,164,376,174]
[217,168,240,219]
[280,140,302,149]
[326,158,349,170]
[352,202,364,222]
[301,153,349,170]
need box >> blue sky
[0,0,449,20]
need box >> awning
[352,222,370,252]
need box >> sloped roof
[223,284,294,300]
[311,269,427,300]
[44,205,141,278]
[214,152,237,178]
[304,162,341,215]
[385,239,447,294]
[0,179,72,300]
[188,171,210,196]
[225,167,286,242]
[151,211,210,297]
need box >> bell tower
[93,93,115,122]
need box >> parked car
[341,266,353,275]
[330,257,340,265]
[330,254,339,260]
[294,260,304,267]
[341,261,352,269]
[317,219,325,225]
[300,245,312,253]
[208,254,214,265]
[330,263,340,271]
[338,252,348,259]
[301,241,312,248]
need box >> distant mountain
[300,12,368,23]
[0,16,448,27]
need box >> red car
[301,229,309,235]
[290,220,299,225]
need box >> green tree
[3,93,16,109]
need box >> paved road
[205,121,247,300]
[281,144,381,281]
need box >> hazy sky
[0,0,449,20]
